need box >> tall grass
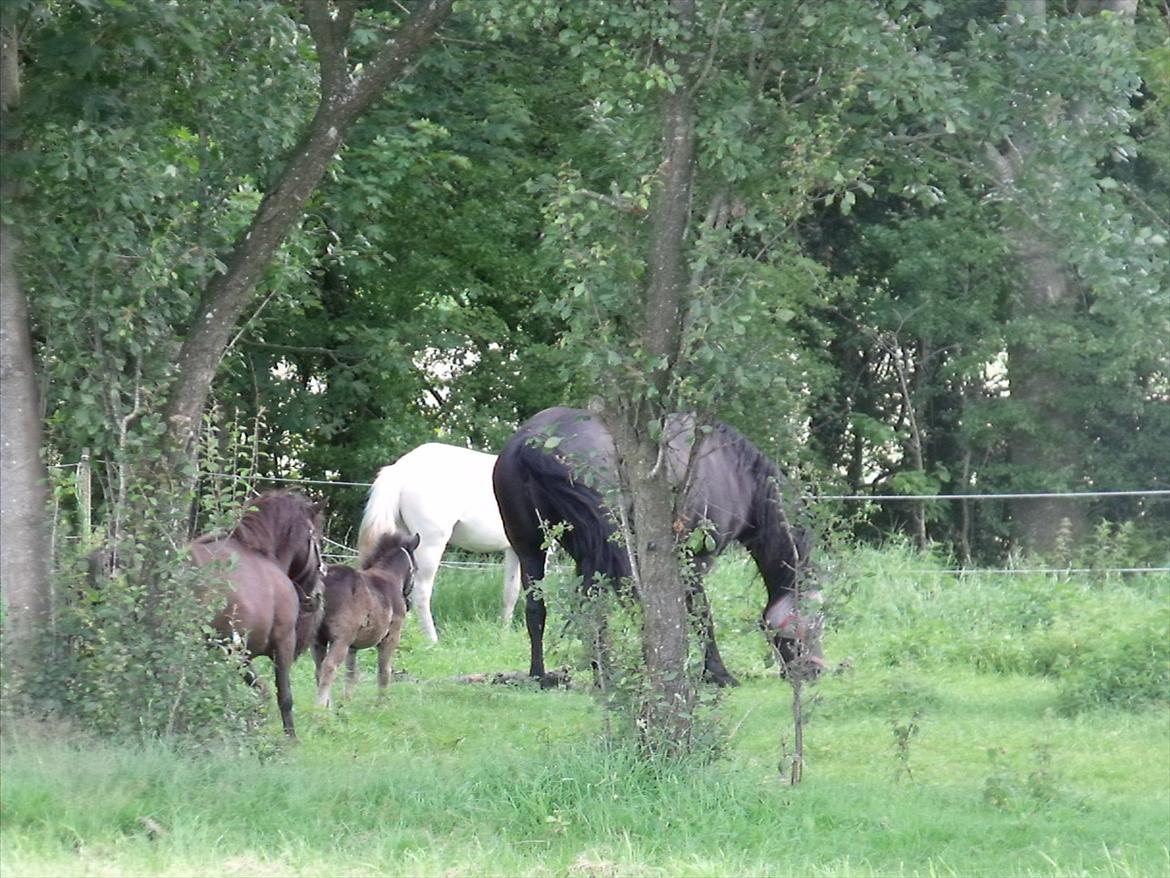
[3,547,1168,877]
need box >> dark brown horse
[493,407,823,688]
[313,532,420,707]
[191,491,326,737]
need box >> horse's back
[193,537,299,658]
[497,407,775,566]
[366,442,508,553]
[495,407,628,576]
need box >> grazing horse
[191,491,326,738]
[492,406,823,687]
[358,443,521,642]
[313,532,420,707]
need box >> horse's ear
[312,496,329,516]
[409,532,421,552]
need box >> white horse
[358,443,520,642]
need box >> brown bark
[603,0,698,752]
[161,0,454,464]
[1,16,52,683]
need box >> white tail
[358,464,407,561]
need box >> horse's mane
[361,532,415,572]
[707,421,809,572]
[231,491,316,559]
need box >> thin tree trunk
[1,17,52,684]
[990,0,1136,557]
[604,0,698,753]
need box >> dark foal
[313,532,419,707]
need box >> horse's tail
[358,463,407,562]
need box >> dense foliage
[8,0,1166,553]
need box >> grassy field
[3,548,1168,877]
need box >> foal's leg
[314,635,353,708]
[343,646,360,699]
[311,640,327,687]
[376,615,405,694]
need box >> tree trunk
[160,0,454,466]
[1004,243,1087,556]
[990,0,1136,557]
[604,0,698,753]
[1,18,52,685]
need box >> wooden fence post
[78,448,91,544]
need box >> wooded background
[2,0,1167,630]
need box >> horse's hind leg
[410,539,446,643]
[519,553,551,684]
[273,640,298,738]
[314,637,351,708]
[242,658,270,698]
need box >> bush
[1047,602,1170,714]
[38,529,267,748]
[16,476,271,752]
[823,543,1170,713]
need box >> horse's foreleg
[314,637,351,708]
[687,580,738,687]
[501,548,522,627]
[376,616,405,693]
[343,646,360,699]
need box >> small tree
[518,0,960,751]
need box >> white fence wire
[51,460,1169,577]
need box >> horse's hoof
[705,670,740,688]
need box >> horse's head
[285,495,328,609]
[761,527,824,680]
[764,588,825,680]
[362,532,420,609]
[400,532,420,609]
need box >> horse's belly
[352,616,394,649]
[449,518,510,553]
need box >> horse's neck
[743,482,798,593]
[363,569,399,600]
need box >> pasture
[3,546,1168,878]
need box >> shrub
[1049,601,1170,714]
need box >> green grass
[3,550,1169,877]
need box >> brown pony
[191,491,326,738]
[313,532,419,707]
